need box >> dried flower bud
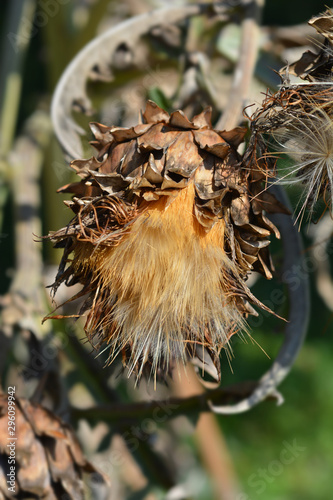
[285,10,333,82]
[46,101,284,381]
[0,391,106,499]
[247,10,333,223]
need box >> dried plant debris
[51,3,231,160]
[45,101,287,382]
[246,10,333,223]
[0,391,107,499]
[286,10,333,81]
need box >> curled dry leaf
[51,3,231,160]
[0,391,108,499]
[45,101,287,382]
[281,9,333,80]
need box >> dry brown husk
[246,82,333,165]
[46,101,286,381]
[0,391,107,499]
[285,10,333,81]
[246,10,333,220]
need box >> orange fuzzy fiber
[73,184,244,377]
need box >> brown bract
[0,392,107,499]
[47,101,285,381]
[247,83,333,158]
[59,101,249,230]
[247,10,333,221]
[283,10,333,81]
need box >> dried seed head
[247,10,333,223]
[47,101,283,382]
[248,84,333,223]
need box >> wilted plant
[246,10,333,224]
[46,101,286,382]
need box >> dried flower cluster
[47,101,286,381]
[246,10,333,223]
[0,391,106,499]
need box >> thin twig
[70,380,258,424]
[216,0,264,130]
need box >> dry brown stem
[216,0,265,130]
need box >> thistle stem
[70,380,258,424]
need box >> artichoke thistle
[47,101,285,380]
[247,10,333,222]
[0,391,106,499]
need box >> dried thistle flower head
[0,391,106,499]
[47,101,284,381]
[248,83,333,223]
[247,10,333,224]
